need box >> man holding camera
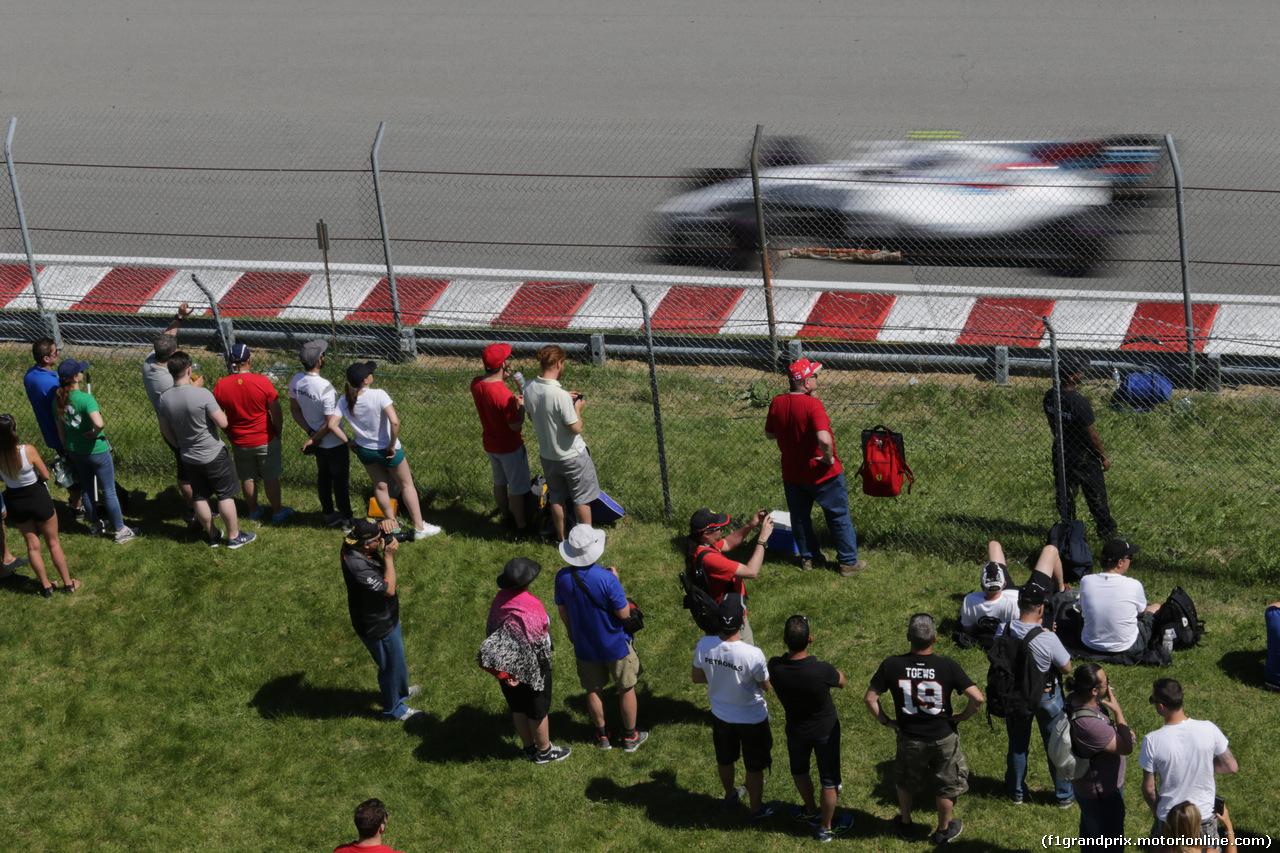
[341,517,422,722]
[524,344,600,542]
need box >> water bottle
[1162,628,1176,652]
[513,371,525,387]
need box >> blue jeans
[360,622,410,719]
[1005,683,1074,803]
[314,443,352,517]
[1266,605,1280,688]
[68,449,123,532]
[1078,790,1125,840]
[782,473,858,565]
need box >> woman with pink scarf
[479,557,571,764]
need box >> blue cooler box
[767,510,800,554]
[589,491,626,524]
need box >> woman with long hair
[338,361,441,541]
[0,414,79,596]
[1165,800,1236,853]
[54,359,136,543]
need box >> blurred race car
[654,139,1161,273]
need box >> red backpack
[857,425,915,497]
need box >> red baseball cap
[789,358,823,382]
[483,343,513,371]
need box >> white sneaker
[412,522,442,540]
[114,526,138,544]
[407,684,422,699]
[395,707,424,722]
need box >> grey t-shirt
[142,353,174,414]
[157,385,225,464]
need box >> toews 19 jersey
[869,652,976,741]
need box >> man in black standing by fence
[1044,353,1117,540]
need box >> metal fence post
[191,273,234,368]
[630,284,673,519]
[5,117,60,348]
[1164,134,1198,388]
[370,122,405,348]
[1043,317,1069,523]
[749,125,781,372]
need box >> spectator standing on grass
[1080,539,1161,654]
[765,358,867,576]
[23,337,82,518]
[523,345,600,543]
[1139,678,1239,843]
[332,798,404,853]
[993,585,1075,808]
[213,344,293,525]
[1064,663,1133,842]
[54,359,137,544]
[865,613,983,845]
[157,352,255,550]
[1,493,31,576]
[141,303,198,522]
[339,362,440,541]
[471,343,532,539]
[1166,801,1238,853]
[1265,602,1280,692]
[478,557,571,764]
[0,414,78,596]
[768,615,854,842]
[1044,352,1117,540]
[692,597,775,824]
[288,339,353,530]
[341,518,422,722]
[684,507,773,645]
[554,524,647,752]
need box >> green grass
[1,470,1276,851]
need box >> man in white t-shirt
[523,344,600,542]
[1080,539,1161,654]
[1139,678,1238,843]
[960,541,1064,639]
[288,340,353,529]
[693,597,775,824]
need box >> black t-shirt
[1043,386,1095,457]
[868,652,976,741]
[341,547,398,639]
[767,654,841,739]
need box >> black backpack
[1156,586,1205,650]
[1049,521,1094,581]
[679,548,725,635]
[985,625,1048,720]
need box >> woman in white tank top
[0,414,79,596]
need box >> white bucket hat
[559,524,606,567]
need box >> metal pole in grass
[1164,134,1198,388]
[317,219,339,353]
[191,273,233,371]
[5,117,60,348]
[750,125,781,373]
[370,122,404,340]
[1043,316,1069,523]
[631,284,673,519]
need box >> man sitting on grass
[960,541,1066,642]
[1081,539,1160,655]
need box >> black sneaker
[748,804,777,825]
[533,744,572,764]
[893,815,915,840]
[932,819,963,845]
[521,744,538,762]
[721,785,746,814]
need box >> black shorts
[498,665,553,721]
[3,482,55,525]
[711,714,773,773]
[995,561,1053,598]
[169,443,190,482]
[187,447,240,502]
[787,721,842,789]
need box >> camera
[383,529,412,544]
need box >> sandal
[40,585,54,598]
[61,579,81,594]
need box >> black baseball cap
[343,518,384,547]
[980,561,1006,592]
[1101,539,1140,563]
[690,508,731,534]
[717,597,745,633]
[1059,353,1090,377]
[346,361,377,386]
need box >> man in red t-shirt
[765,359,866,576]
[212,344,293,524]
[471,342,531,537]
[332,798,404,853]
[686,507,773,645]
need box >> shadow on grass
[0,570,41,596]
[249,672,380,719]
[584,770,757,831]
[1217,649,1269,689]
[869,758,1005,811]
[406,705,579,763]
[561,686,705,734]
